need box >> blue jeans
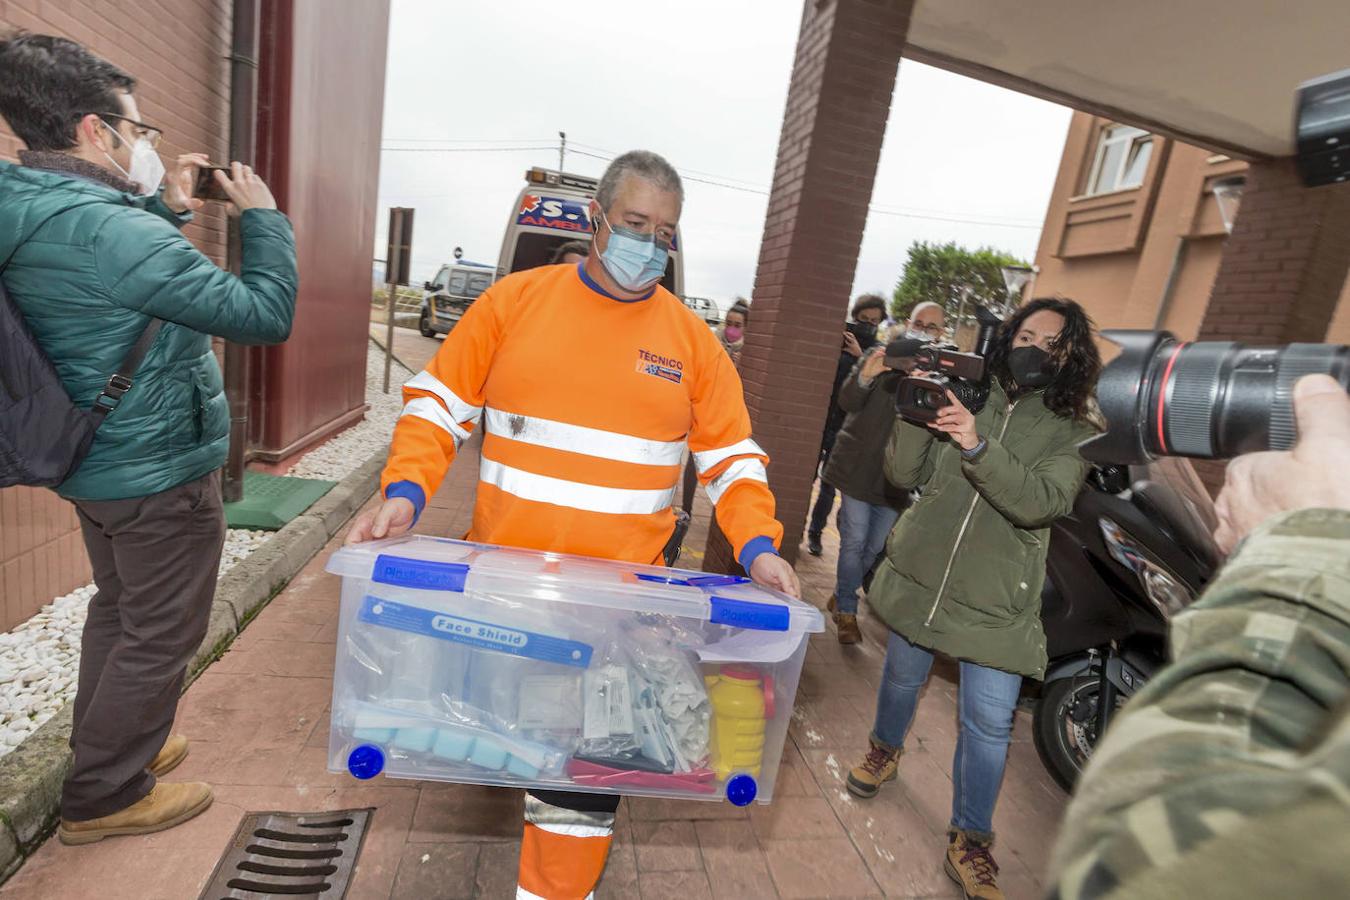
[871,632,1022,837]
[833,493,900,614]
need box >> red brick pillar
[703,0,913,573]
[1200,159,1350,344]
[1192,159,1350,491]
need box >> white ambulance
[498,167,684,296]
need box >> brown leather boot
[834,612,861,644]
[59,782,213,845]
[944,828,1005,900]
[148,734,189,777]
[845,738,901,798]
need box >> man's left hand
[931,389,979,450]
[1214,374,1350,553]
[163,152,211,214]
[750,553,800,598]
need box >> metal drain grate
[199,808,374,899]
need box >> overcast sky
[375,0,1073,315]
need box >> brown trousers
[61,470,225,821]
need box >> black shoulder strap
[89,318,164,425]
[1,206,165,426]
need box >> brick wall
[1200,158,1350,344]
[1191,158,1350,493]
[0,1,232,630]
[704,0,912,572]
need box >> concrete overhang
[903,0,1350,159]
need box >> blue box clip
[709,596,789,632]
[372,554,470,592]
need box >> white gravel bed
[0,528,267,755]
[0,340,408,757]
[286,341,411,482]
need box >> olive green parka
[868,379,1097,678]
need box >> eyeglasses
[910,322,944,336]
[601,210,675,250]
[95,113,164,150]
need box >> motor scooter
[1033,457,1220,790]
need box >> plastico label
[371,555,469,592]
[709,596,790,632]
[358,596,594,667]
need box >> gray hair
[595,150,684,211]
[910,301,946,323]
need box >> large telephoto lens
[1084,330,1350,465]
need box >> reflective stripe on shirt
[705,457,769,505]
[693,438,766,474]
[483,407,685,467]
[402,396,470,446]
[479,457,677,515]
[406,371,484,426]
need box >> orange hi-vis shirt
[380,262,783,568]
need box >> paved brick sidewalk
[3,331,1068,898]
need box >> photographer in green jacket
[846,298,1102,900]
[0,33,297,845]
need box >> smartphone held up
[193,164,232,202]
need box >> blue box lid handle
[709,596,790,632]
[372,555,470,592]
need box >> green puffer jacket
[0,159,297,500]
[868,379,1097,678]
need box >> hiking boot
[807,533,823,556]
[845,738,900,798]
[944,828,1004,900]
[58,782,213,845]
[835,612,861,644]
[148,734,189,777]
[826,594,837,613]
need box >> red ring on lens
[1156,341,1189,454]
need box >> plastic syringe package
[325,536,823,805]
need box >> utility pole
[383,208,414,394]
[559,131,566,173]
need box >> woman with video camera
[846,298,1102,900]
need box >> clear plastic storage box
[325,535,823,805]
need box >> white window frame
[1086,124,1153,196]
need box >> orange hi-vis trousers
[517,791,619,899]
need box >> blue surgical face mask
[594,209,670,292]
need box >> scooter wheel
[1033,677,1107,792]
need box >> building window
[1086,124,1154,195]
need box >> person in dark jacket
[846,298,1101,900]
[0,34,298,844]
[806,293,886,556]
[822,301,945,644]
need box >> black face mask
[1008,345,1055,389]
[846,321,879,350]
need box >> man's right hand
[860,347,888,382]
[1213,374,1350,553]
[215,162,277,214]
[345,497,416,545]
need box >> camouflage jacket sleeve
[1047,508,1350,900]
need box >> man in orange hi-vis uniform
[347,150,799,900]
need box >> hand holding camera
[930,390,979,450]
[163,152,211,213]
[1213,374,1350,552]
[860,346,889,381]
[842,329,864,358]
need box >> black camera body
[895,306,1002,423]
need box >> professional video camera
[895,305,1003,423]
[1082,332,1349,464]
